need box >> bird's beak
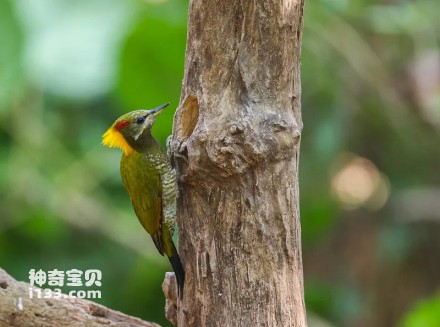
[150,102,170,117]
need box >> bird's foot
[167,136,189,165]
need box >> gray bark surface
[166,0,307,326]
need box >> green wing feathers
[120,154,162,239]
[120,152,184,297]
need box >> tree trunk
[166,0,307,326]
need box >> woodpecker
[102,103,184,297]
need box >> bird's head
[102,102,169,155]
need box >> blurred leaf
[21,211,66,243]
[301,192,339,247]
[306,282,335,320]
[377,225,413,264]
[305,280,361,324]
[0,0,24,109]
[116,13,186,144]
[13,0,134,99]
[400,295,440,327]
[368,2,435,34]
[120,258,172,327]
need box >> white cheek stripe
[134,120,150,140]
[134,129,143,140]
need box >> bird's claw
[167,136,189,165]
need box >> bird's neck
[125,129,159,153]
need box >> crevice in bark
[179,96,199,140]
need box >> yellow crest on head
[102,127,134,155]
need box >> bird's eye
[136,116,146,124]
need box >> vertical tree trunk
[168,0,306,326]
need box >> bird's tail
[168,242,185,299]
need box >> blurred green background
[0,0,439,326]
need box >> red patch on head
[115,120,131,130]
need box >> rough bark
[0,268,159,327]
[166,0,307,326]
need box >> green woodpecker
[102,103,184,297]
